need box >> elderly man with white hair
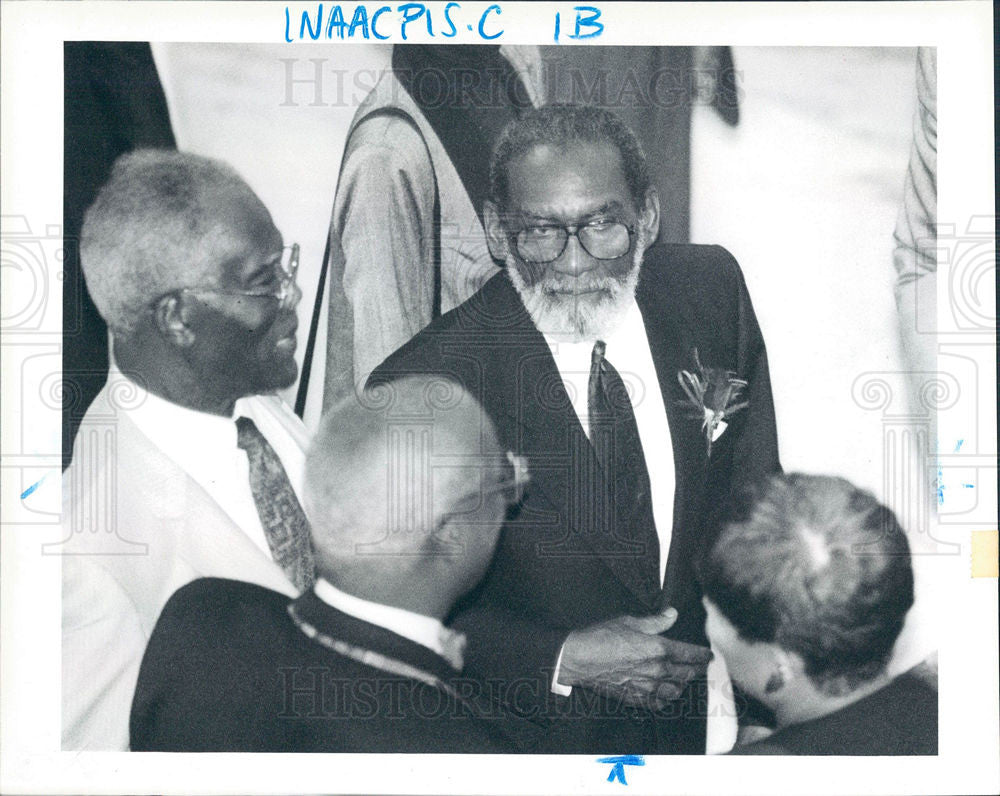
[129,375,534,752]
[61,149,313,750]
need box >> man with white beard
[370,104,780,754]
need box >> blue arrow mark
[597,755,644,785]
[21,475,47,499]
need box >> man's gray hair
[80,149,262,334]
[489,104,652,211]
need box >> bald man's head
[304,376,512,614]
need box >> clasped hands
[557,607,713,711]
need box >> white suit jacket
[60,382,301,750]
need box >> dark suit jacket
[130,578,529,753]
[730,672,938,755]
[370,244,781,754]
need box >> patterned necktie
[236,416,316,592]
[588,340,661,592]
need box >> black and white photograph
[1,2,996,794]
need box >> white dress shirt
[313,578,467,671]
[541,300,676,581]
[541,300,676,697]
[109,365,310,558]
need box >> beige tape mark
[971,530,998,578]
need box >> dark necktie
[588,340,661,592]
[236,416,316,592]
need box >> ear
[483,200,511,262]
[423,515,468,563]
[637,186,661,247]
[152,293,196,348]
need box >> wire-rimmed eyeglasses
[167,243,300,308]
[448,451,531,513]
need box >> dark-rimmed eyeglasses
[513,221,633,264]
[160,244,300,308]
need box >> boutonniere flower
[677,348,749,456]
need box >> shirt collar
[108,363,239,456]
[540,298,644,362]
[312,578,466,671]
[108,362,280,440]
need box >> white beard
[506,242,644,342]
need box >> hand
[736,724,775,746]
[557,607,713,711]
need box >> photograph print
[60,39,942,758]
[1,4,995,794]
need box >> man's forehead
[504,140,632,214]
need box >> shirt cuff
[550,642,573,697]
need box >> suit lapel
[635,257,710,610]
[480,275,663,610]
[178,475,299,598]
[120,409,299,599]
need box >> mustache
[537,276,624,295]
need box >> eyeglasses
[513,221,633,264]
[175,243,300,308]
[480,451,531,508]
[447,451,531,514]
